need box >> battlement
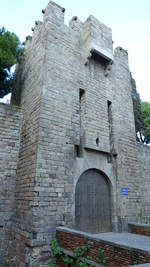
[43,1,65,25]
[24,1,113,66]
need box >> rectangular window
[79,88,85,101]
[107,100,113,163]
[74,145,81,158]
[76,89,85,158]
[107,100,112,125]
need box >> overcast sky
[1,0,150,102]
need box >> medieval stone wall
[137,143,150,221]
[28,1,141,247]
[34,2,114,246]
[0,1,149,266]
[9,2,142,265]
[10,17,48,265]
[0,104,22,260]
[109,48,142,230]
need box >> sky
[0,0,150,102]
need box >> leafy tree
[141,102,150,144]
[130,73,144,141]
[131,73,150,144]
[0,27,24,98]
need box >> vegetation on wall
[46,238,108,267]
[0,27,24,98]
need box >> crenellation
[43,1,65,26]
[69,16,83,33]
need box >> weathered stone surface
[0,104,22,260]
[0,1,149,266]
[137,143,150,221]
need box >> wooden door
[75,169,111,233]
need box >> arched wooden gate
[75,169,111,233]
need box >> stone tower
[0,1,142,266]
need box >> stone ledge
[129,223,150,237]
[57,227,150,267]
[129,264,150,267]
[57,227,150,253]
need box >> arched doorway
[75,169,111,233]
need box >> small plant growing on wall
[97,248,108,265]
[45,238,108,267]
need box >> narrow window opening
[76,88,85,158]
[107,100,113,163]
[96,137,99,146]
[74,145,81,158]
[79,88,85,100]
[107,101,112,119]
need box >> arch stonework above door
[75,169,112,233]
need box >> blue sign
[121,188,128,195]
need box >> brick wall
[0,103,22,260]
[56,228,150,267]
[129,223,150,237]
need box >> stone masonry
[0,104,22,260]
[137,143,150,222]
[0,1,150,266]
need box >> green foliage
[73,244,92,267]
[86,255,91,260]
[46,238,108,267]
[131,73,150,144]
[45,238,62,266]
[0,260,7,267]
[131,73,143,140]
[0,27,24,98]
[74,246,88,258]
[75,259,89,267]
[63,255,74,265]
[141,102,150,143]
[44,257,57,266]
[0,69,13,98]
[51,238,62,256]
[97,249,108,265]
